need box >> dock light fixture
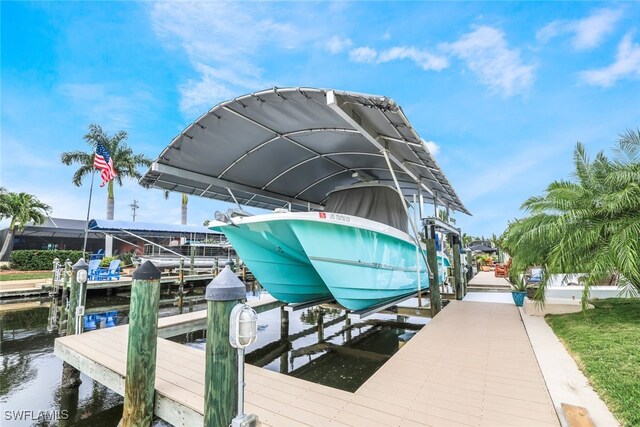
[230,303,260,427]
[229,304,258,349]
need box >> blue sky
[2,1,639,238]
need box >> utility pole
[130,199,139,222]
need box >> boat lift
[284,297,336,313]
[347,290,426,321]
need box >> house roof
[88,219,218,235]
[4,217,218,238]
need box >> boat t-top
[141,87,469,310]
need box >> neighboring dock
[85,272,214,290]
[0,271,219,299]
[0,278,51,298]
[55,299,559,426]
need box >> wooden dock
[468,271,512,292]
[86,273,215,290]
[55,299,559,426]
[0,278,51,298]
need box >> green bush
[119,252,134,267]
[100,256,118,267]
[9,250,84,271]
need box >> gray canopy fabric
[325,185,409,233]
[140,87,470,215]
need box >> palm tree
[0,191,52,260]
[61,124,152,220]
[504,129,640,305]
[163,191,188,225]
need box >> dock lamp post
[229,303,259,427]
[73,259,88,334]
[204,266,260,427]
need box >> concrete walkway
[521,310,620,426]
[465,292,619,426]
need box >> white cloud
[580,33,640,87]
[445,26,534,96]
[537,8,622,50]
[422,140,440,156]
[58,83,153,130]
[349,46,378,63]
[326,35,352,54]
[150,2,328,117]
[377,46,448,71]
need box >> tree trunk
[107,181,115,220]
[0,228,14,261]
[181,194,188,225]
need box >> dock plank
[55,299,560,426]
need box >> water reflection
[176,303,428,393]
[0,295,193,427]
[1,287,429,426]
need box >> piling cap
[72,258,88,271]
[133,260,162,281]
[206,265,246,301]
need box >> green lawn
[0,271,52,281]
[546,298,640,427]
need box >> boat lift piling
[451,235,463,300]
[425,221,442,317]
[280,306,289,340]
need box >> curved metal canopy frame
[140,87,470,215]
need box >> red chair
[494,258,512,277]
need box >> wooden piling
[426,224,442,317]
[120,261,162,427]
[189,246,195,275]
[52,258,60,287]
[280,306,289,340]
[61,259,89,389]
[66,262,80,336]
[178,258,184,313]
[204,266,246,427]
[59,259,72,332]
[452,236,463,300]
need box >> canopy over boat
[140,87,470,215]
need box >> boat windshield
[325,185,408,233]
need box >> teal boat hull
[288,220,430,310]
[213,213,449,310]
[213,219,331,303]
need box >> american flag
[93,143,117,187]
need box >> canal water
[1,290,428,426]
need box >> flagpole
[82,170,96,259]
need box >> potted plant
[477,254,493,272]
[509,275,528,307]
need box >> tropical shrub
[10,250,84,270]
[504,129,640,306]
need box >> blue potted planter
[511,291,527,307]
